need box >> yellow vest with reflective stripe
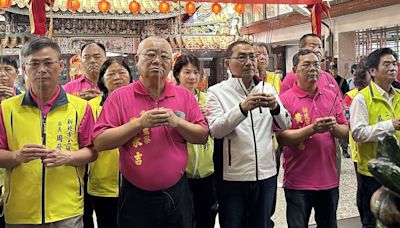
[88,96,119,197]
[357,82,400,176]
[1,92,87,224]
[346,88,359,163]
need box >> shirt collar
[372,81,394,99]
[292,82,324,98]
[22,86,68,111]
[133,80,175,98]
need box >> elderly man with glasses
[207,40,291,228]
[277,49,349,228]
[93,36,208,228]
[0,37,97,228]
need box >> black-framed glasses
[229,54,257,63]
[25,60,59,69]
[140,51,171,62]
[299,62,321,69]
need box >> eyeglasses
[299,62,321,69]
[229,54,257,63]
[25,60,59,69]
[140,51,171,62]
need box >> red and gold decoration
[211,2,221,14]
[29,0,54,36]
[185,1,196,15]
[307,1,330,36]
[98,0,111,13]
[159,0,170,14]
[234,3,245,14]
[0,0,12,9]
[66,0,80,12]
[128,0,140,14]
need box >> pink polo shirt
[281,70,340,96]
[279,83,348,190]
[63,76,100,97]
[92,80,207,191]
[0,86,94,150]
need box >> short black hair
[252,42,269,55]
[367,47,398,70]
[22,36,61,61]
[292,49,318,67]
[0,56,18,70]
[299,33,320,48]
[98,58,132,95]
[226,40,252,58]
[172,54,200,84]
[81,42,106,55]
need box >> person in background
[0,36,97,228]
[342,57,371,225]
[253,42,281,94]
[347,63,357,90]
[0,57,21,102]
[277,49,349,228]
[87,58,133,228]
[93,36,208,228]
[350,48,400,228]
[280,33,340,96]
[173,54,217,228]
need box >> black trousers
[83,166,94,228]
[188,174,217,228]
[0,205,4,228]
[92,196,118,228]
[357,173,381,228]
[118,175,193,228]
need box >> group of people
[0,32,398,228]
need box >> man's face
[226,43,257,81]
[255,45,269,70]
[371,54,398,85]
[81,44,107,76]
[23,47,64,91]
[136,39,172,83]
[0,63,18,88]
[302,36,324,61]
[294,53,321,89]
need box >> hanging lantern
[98,0,111,13]
[129,0,140,14]
[0,0,12,9]
[185,1,196,15]
[234,3,245,14]
[211,2,221,14]
[66,0,80,12]
[159,0,170,14]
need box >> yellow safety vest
[357,82,400,176]
[345,88,359,163]
[185,91,214,179]
[1,90,87,224]
[265,71,281,95]
[88,96,120,197]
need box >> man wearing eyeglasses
[0,37,97,228]
[64,42,106,101]
[0,57,21,103]
[277,49,349,228]
[92,36,208,228]
[207,40,291,228]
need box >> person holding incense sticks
[93,37,208,228]
[277,49,349,228]
[350,47,400,228]
[207,40,291,228]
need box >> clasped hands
[15,144,72,167]
[312,117,337,133]
[240,93,278,112]
[139,107,180,129]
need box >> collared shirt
[281,70,340,96]
[0,86,94,150]
[63,76,100,97]
[350,82,396,143]
[279,83,347,190]
[92,80,207,191]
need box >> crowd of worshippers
[0,33,398,228]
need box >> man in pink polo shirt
[93,36,208,228]
[64,42,106,100]
[281,33,340,96]
[277,49,349,228]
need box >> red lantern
[129,0,140,14]
[185,1,196,15]
[159,1,170,14]
[98,0,111,13]
[211,2,221,14]
[0,0,12,9]
[234,3,245,14]
[66,0,80,12]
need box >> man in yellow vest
[350,47,400,228]
[0,37,97,228]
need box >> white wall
[285,45,299,73]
